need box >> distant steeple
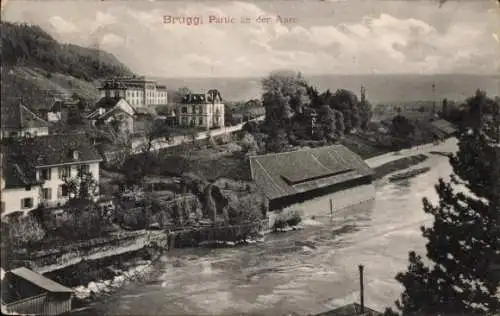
[360,85,366,103]
[432,83,436,116]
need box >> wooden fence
[3,293,72,316]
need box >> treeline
[242,70,372,153]
[1,22,133,81]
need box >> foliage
[56,199,106,239]
[2,212,46,246]
[239,132,259,155]
[226,194,265,226]
[171,87,192,103]
[390,102,500,315]
[272,209,302,231]
[261,70,310,130]
[1,21,133,80]
[265,128,289,153]
[390,115,415,148]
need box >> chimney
[359,265,365,314]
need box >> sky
[1,0,499,77]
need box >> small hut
[1,267,73,315]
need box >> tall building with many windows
[98,76,168,107]
[176,89,225,129]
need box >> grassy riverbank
[373,154,429,180]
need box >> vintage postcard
[1,0,499,315]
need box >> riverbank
[372,154,429,180]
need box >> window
[40,168,51,180]
[78,164,90,177]
[198,107,203,114]
[199,117,203,125]
[25,185,31,191]
[42,188,52,200]
[59,184,69,198]
[190,119,195,127]
[192,105,196,113]
[58,166,71,179]
[21,198,33,209]
[182,107,187,113]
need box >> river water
[85,139,459,316]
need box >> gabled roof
[1,101,50,129]
[2,133,102,187]
[9,267,73,293]
[97,106,134,122]
[314,303,381,316]
[249,145,373,201]
[95,96,128,110]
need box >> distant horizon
[151,73,500,80]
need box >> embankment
[373,154,429,180]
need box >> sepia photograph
[0,0,499,315]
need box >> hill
[157,74,500,104]
[1,21,134,108]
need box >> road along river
[82,138,459,316]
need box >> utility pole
[359,265,365,314]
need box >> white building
[98,76,168,107]
[176,90,225,129]
[87,97,137,134]
[0,102,50,139]
[1,134,102,215]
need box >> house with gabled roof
[1,266,73,315]
[1,133,102,215]
[1,101,51,139]
[87,96,137,134]
[249,145,374,210]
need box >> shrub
[3,211,46,246]
[226,193,265,226]
[56,200,106,239]
[271,209,302,231]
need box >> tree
[316,105,344,142]
[261,70,310,130]
[390,115,415,148]
[171,87,192,103]
[388,108,500,315]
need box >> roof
[181,93,209,104]
[2,133,102,187]
[249,145,374,201]
[1,102,51,130]
[9,267,73,293]
[97,106,134,122]
[430,119,457,135]
[95,96,126,110]
[314,303,382,316]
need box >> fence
[4,292,72,316]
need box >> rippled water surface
[86,140,458,316]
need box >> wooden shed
[1,267,73,315]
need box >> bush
[3,211,46,246]
[271,209,303,231]
[55,200,106,239]
[227,194,265,226]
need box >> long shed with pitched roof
[249,145,374,210]
[1,267,73,315]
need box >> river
[83,139,459,316]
